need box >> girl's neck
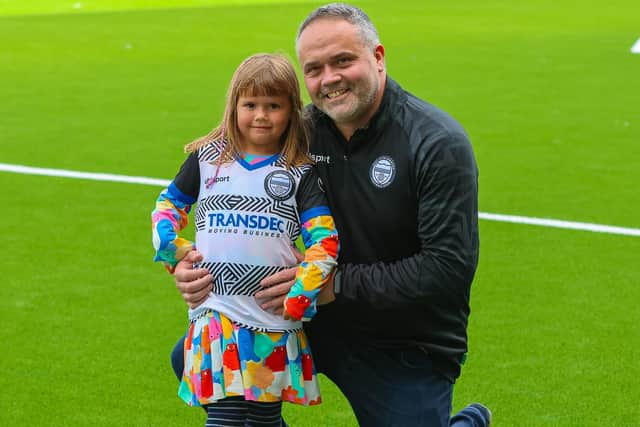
[241,151,278,165]
[239,140,280,157]
[242,148,279,156]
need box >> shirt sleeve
[151,152,200,273]
[284,166,339,321]
[335,131,479,308]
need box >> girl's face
[235,94,291,155]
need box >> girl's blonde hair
[185,53,310,168]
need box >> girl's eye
[269,104,280,110]
[244,103,255,109]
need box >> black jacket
[306,77,479,381]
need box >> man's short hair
[295,3,380,54]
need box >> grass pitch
[1,1,639,425]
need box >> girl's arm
[152,182,196,273]
[152,153,200,273]
[284,210,339,321]
[284,167,339,321]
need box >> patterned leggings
[205,397,282,427]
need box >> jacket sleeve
[284,168,339,321]
[151,153,200,273]
[335,131,479,308]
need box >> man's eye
[305,67,320,76]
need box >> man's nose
[321,66,342,86]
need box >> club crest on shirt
[370,156,396,188]
[264,170,295,201]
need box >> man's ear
[374,44,385,72]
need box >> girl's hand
[317,280,336,305]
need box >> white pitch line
[632,38,640,54]
[2,162,639,237]
[479,212,640,237]
[0,162,170,187]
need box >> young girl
[151,53,339,426]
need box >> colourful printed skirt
[179,310,321,407]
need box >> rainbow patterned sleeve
[151,182,197,273]
[284,206,339,321]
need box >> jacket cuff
[333,269,342,296]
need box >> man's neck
[336,123,360,141]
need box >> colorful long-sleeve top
[152,140,339,329]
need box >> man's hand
[174,250,212,309]
[256,267,297,316]
[255,248,304,316]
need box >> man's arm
[335,131,479,308]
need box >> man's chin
[321,105,356,123]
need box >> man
[172,3,490,426]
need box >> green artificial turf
[0,0,319,16]
[1,1,639,425]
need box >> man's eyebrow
[329,51,357,61]
[302,60,320,70]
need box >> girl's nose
[255,107,268,119]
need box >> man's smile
[324,88,349,99]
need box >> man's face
[297,18,385,131]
